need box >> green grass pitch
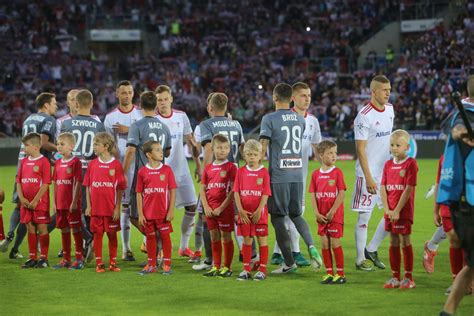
[0,160,472,315]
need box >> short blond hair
[391,129,410,143]
[210,93,228,112]
[155,85,172,96]
[94,132,116,154]
[370,75,390,90]
[317,140,337,155]
[243,139,262,154]
[57,132,76,146]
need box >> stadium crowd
[0,0,472,138]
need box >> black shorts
[268,182,303,217]
[451,201,474,268]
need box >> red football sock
[223,240,234,269]
[93,232,104,265]
[72,231,84,260]
[333,246,344,277]
[259,245,268,273]
[242,244,252,272]
[146,233,157,267]
[39,234,49,260]
[61,232,71,262]
[28,233,38,260]
[389,246,401,280]
[449,247,463,279]
[107,232,118,265]
[161,232,172,267]
[0,211,5,240]
[402,245,414,280]
[211,241,222,269]
[322,248,333,275]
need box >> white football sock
[180,212,195,250]
[120,209,131,253]
[355,212,371,264]
[427,226,446,251]
[366,217,388,253]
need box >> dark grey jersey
[199,116,245,163]
[18,112,56,164]
[61,115,105,169]
[127,116,172,174]
[260,109,305,183]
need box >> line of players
[0,77,469,287]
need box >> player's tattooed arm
[452,124,474,146]
[355,139,377,194]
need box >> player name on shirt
[211,120,241,128]
[282,114,299,121]
[71,120,100,128]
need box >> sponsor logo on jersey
[21,178,39,184]
[33,165,40,172]
[207,182,227,189]
[280,158,302,169]
[56,179,72,185]
[375,131,391,138]
[92,181,114,188]
[241,190,262,197]
[220,171,227,178]
[316,192,337,199]
[328,179,335,186]
[67,167,72,174]
[144,187,165,194]
[109,169,115,176]
[256,178,263,185]
[386,184,405,191]
[160,174,166,181]
[399,169,406,177]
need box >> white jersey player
[352,75,394,271]
[155,85,201,258]
[103,80,143,261]
[272,82,322,267]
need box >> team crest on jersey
[328,179,335,186]
[66,168,72,174]
[399,169,406,177]
[256,178,263,185]
[160,174,166,181]
[33,165,40,172]
[220,171,227,178]
[109,169,115,176]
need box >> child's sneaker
[236,270,252,281]
[253,271,266,281]
[52,259,71,269]
[320,274,334,284]
[139,265,157,275]
[188,251,202,263]
[36,259,49,268]
[422,241,437,274]
[162,265,172,275]
[399,278,416,289]
[108,264,121,272]
[178,248,194,258]
[96,264,106,273]
[308,246,322,270]
[218,267,233,278]
[383,277,400,289]
[69,260,85,270]
[331,274,346,284]
[21,259,38,268]
[203,266,219,277]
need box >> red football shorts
[237,223,268,237]
[90,216,121,234]
[20,207,50,224]
[143,218,173,235]
[385,218,412,235]
[442,216,454,233]
[318,222,343,238]
[205,209,234,232]
[56,209,82,229]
